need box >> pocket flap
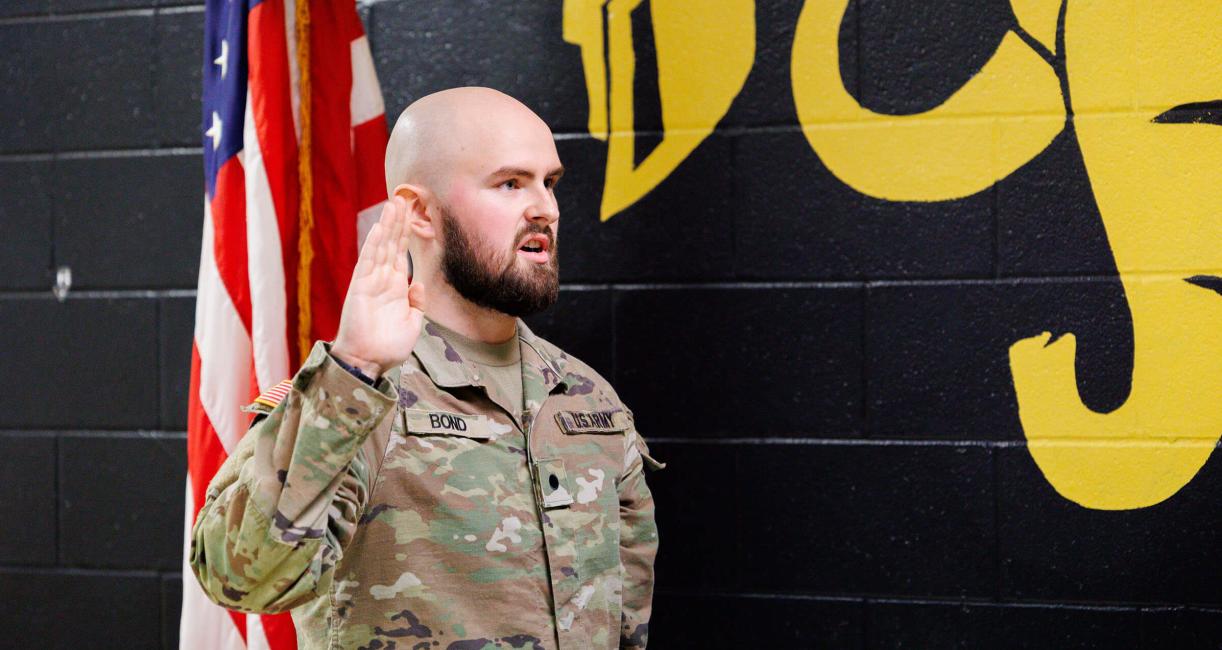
[555,410,629,434]
[403,409,493,439]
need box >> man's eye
[501,179,519,190]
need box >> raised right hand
[331,196,427,379]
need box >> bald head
[384,87,555,199]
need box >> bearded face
[437,202,559,317]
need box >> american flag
[183,0,388,647]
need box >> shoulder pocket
[555,410,630,435]
[403,409,494,439]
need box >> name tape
[403,409,493,439]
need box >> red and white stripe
[181,2,388,648]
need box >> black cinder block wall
[3,1,1221,648]
[1,1,200,648]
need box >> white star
[214,39,228,80]
[205,111,222,151]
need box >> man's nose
[525,186,559,225]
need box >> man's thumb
[407,282,427,316]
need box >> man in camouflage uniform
[190,87,663,649]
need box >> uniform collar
[412,316,572,392]
[517,318,574,394]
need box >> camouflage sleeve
[618,417,665,649]
[189,340,398,614]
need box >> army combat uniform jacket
[190,319,662,649]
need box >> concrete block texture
[652,593,862,649]
[54,153,202,289]
[0,22,60,152]
[0,298,159,428]
[552,135,738,282]
[0,434,57,565]
[616,286,865,437]
[0,569,163,648]
[59,434,186,570]
[865,601,1142,650]
[0,0,1219,647]
[52,15,157,150]
[0,160,54,290]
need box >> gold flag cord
[295,0,314,364]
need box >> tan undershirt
[427,319,523,417]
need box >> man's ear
[394,183,436,241]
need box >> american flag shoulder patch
[246,378,293,412]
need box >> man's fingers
[387,198,405,253]
[393,196,410,250]
[374,202,399,268]
[393,209,410,276]
[359,203,394,259]
[354,221,383,276]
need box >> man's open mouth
[517,233,552,262]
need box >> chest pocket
[393,409,503,477]
[390,409,529,518]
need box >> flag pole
[295,0,314,363]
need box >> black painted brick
[866,278,1133,439]
[648,442,737,593]
[162,574,182,650]
[998,444,1222,605]
[619,0,659,139]
[369,0,589,135]
[160,296,195,431]
[997,128,1119,277]
[615,287,863,437]
[0,0,1215,642]
[866,601,1142,650]
[55,153,201,289]
[0,159,55,290]
[51,0,157,11]
[553,134,736,282]
[52,15,157,150]
[522,288,613,380]
[0,569,162,649]
[652,593,862,649]
[0,22,59,152]
[733,130,995,281]
[738,443,995,597]
[722,0,837,129]
[0,0,46,18]
[1140,607,1222,649]
[855,0,1016,115]
[0,434,56,565]
[0,298,158,429]
[59,434,186,569]
[153,8,204,146]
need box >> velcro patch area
[250,378,292,411]
[535,458,574,508]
